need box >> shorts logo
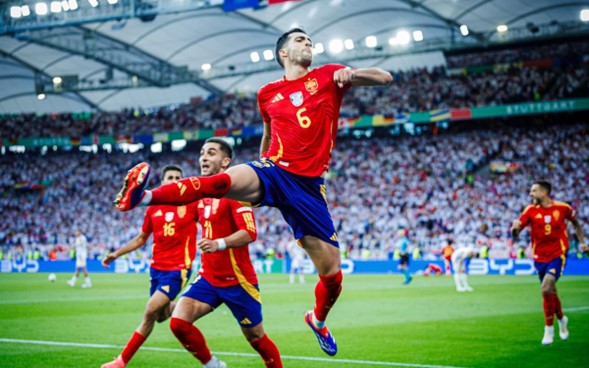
[161,285,170,293]
[165,212,174,222]
[240,318,252,325]
[544,215,551,224]
[290,91,303,107]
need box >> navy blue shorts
[246,158,339,247]
[182,276,263,328]
[534,256,566,282]
[149,268,191,300]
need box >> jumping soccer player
[101,165,199,368]
[114,27,392,356]
[511,180,587,345]
[169,138,282,368]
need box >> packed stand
[1,121,588,262]
[1,42,588,140]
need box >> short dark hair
[204,137,234,160]
[533,180,552,195]
[275,27,307,68]
[162,164,183,178]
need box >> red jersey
[142,204,198,271]
[197,198,258,288]
[519,201,576,262]
[258,64,351,177]
[442,245,454,260]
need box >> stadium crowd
[445,40,589,68]
[2,41,589,262]
[1,41,588,140]
[1,120,588,262]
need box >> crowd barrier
[3,258,588,276]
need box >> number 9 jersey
[519,201,576,263]
[258,64,351,177]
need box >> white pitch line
[0,338,468,368]
[563,306,589,312]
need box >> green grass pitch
[1,273,588,367]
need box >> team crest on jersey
[165,212,174,222]
[544,215,552,224]
[290,91,304,107]
[204,205,211,219]
[304,78,319,94]
[553,210,560,221]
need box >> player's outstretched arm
[572,218,588,252]
[198,230,253,253]
[511,220,522,239]
[102,232,150,267]
[334,67,393,88]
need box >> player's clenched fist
[333,67,356,88]
[198,238,220,253]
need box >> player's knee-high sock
[453,273,462,289]
[170,317,212,364]
[542,293,556,326]
[249,334,283,368]
[148,173,231,206]
[553,293,564,320]
[120,331,147,364]
[313,270,343,325]
[459,273,469,287]
[403,268,411,282]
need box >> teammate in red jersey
[114,27,392,356]
[422,263,443,276]
[101,165,198,368]
[511,180,587,346]
[441,239,454,276]
[169,138,282,368]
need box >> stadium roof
[0,0,588,113]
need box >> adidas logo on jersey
[271,93,284,103]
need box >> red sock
[542,293,556,326]
[554,293,564,320]
[314,270,343,322]
[170,317,212,364]
[120,331,147,364]
[250,334,283,368]
[150,173,231,206]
